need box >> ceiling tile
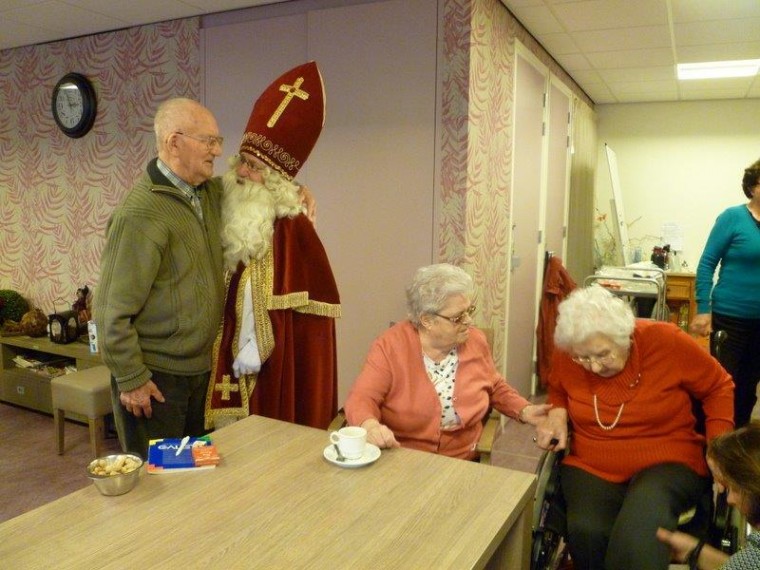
[184,0,290,9]
[614,91,678,103]
[0,21,60,50]
[5,1,127,34]
[551,0,668,32]
[552,52,593,71]
[680,90,748,101]
[678,76,754,93]
[0,0,48,11]
[534,32,580,55]
[2,0,760,104]
[608,79,678,96]
[65,0,203,24]
[671,0,760,23]
[500,0,545,8]
[597,65,675,83]
[566,68,604,84]
[504,4,564,34]
[585,47,674,69]
[675,18,760,46]
[581,82,617,103]
[571,25,671,52]
[677,42,760,63]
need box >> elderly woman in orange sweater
[344,263,549,460]
[534,284,734,570]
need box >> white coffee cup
[329,426,367,460]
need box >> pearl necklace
[593,395,624,431]
[592,372,640,431]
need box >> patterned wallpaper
[439,0,593,366]
[0,0,591,370]
[0,19,199,315]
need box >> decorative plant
[593,210,620,268]
[0,290,30,324]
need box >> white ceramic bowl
[86,453,143,496]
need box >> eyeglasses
[174,131,224,150]
[236,154,268,173]
[434,304,476,325]
[571,351,617,366]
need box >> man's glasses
[174,131,224,150]
[571,351,617,366]
[236,154,268,173]
[434,304,476,325]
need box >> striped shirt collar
[156,159,200,197]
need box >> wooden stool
[51,366,113,458]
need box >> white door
[506,50,547,396]
[545,80,571,258]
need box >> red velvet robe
[205,214,341,429]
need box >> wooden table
[0,415,536,569]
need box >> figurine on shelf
[72,285,92,334]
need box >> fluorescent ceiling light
[677,59,760,80]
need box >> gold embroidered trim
[251,250,275,363]
[205,268,263,430]
[268,290,341,317]
[296,300,341,318]
[240,132,299,180]
[204,372,257,430]
[269,291,309,310]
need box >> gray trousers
[110,370,211,460]
[561,462,709,570]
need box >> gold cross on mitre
[215,374,240,400]
[267,76,310,128]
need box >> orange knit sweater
[345,322,530,459]
[547,320,734,482]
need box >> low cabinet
[0,335,102,415]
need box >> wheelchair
[529,445,744,570]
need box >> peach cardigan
[345,321,530,459]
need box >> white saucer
[323,443,381,468]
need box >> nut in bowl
[87,453,143,496]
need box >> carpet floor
[0,401,121,523]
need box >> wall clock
[52,72,97,138]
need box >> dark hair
[707,421,760,526]
[741,159,760,198]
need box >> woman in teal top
[691,158,760,426]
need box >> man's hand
[120,380,165,418]
[299,185,317,224]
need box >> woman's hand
[519,403,553,426]
[655,528,698,563]
[689,313,712,337]
[656,528,728,569]
[361,418,400,449]
[533,407,568,450]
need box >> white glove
[233,339,261,378]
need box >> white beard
[220,168,304,271]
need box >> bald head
[154,98,222,186]
[155,98,209,153]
